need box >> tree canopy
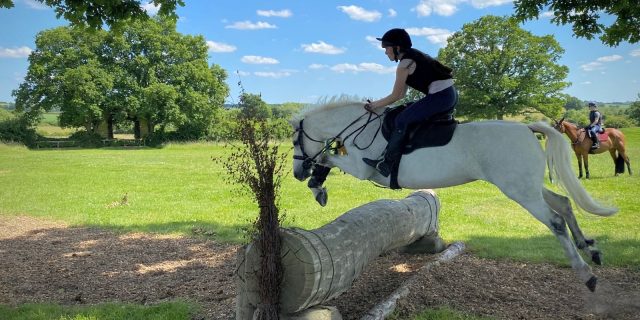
[513,0,640,46]
[13,17,228,139]
[438,15,568,120]
[0,0,183,29]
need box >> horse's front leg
[307,165,331,206]
[584,155,590,179]
[576,153,583,179]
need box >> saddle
[382,104,458,154]
[381,104,458,189]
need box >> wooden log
[236,189,442,318]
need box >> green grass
[1,128,639,319]
[0,302,194,320]
[390,307,493,320]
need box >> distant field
[1,127,638,267]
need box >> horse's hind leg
[498,184,597,291]
[543,188,601,265]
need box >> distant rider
[587,102,603,149]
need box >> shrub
[0,113,39,147]
[68,130,104,147]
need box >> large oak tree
[438,15,568,120]
[13,18,228,139]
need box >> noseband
[293,111,383,171]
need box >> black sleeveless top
[589,111,602,126]
[400,48,453,94]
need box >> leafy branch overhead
[513,0,640,46]
[0,0,184,29]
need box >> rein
[293,110,384,170]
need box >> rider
[587,101,603,149]
[362,28,457,177]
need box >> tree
[513,0,640,46]
[238,93,272,121]
[0,0,183,29]
[627,94,640,125]
[13,18,228,140]
[438,15,568,120]
[562,94,586,111]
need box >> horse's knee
[550,215,567,236]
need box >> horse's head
[553,117,566,133]
[289,118,327,181]
[289,97,371,181]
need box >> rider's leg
[362,86,457,176]
[363,128,405,177]
[589,126,600,149]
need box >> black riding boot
[362,128,405,177]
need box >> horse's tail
[528,122,618,216]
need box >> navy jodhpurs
[394,85,458,130]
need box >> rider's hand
[364,99,374,112]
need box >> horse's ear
[559,117,565,123]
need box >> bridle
[293,111,383,171]
[554,119,585,145]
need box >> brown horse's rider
[587,102,603,149]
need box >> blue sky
[1,0,639,105]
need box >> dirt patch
[1,216,639,319]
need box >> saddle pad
[597,132,608,142]
[382,105,457,155]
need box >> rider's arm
[368,61,411,110]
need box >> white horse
[289,96,617,292]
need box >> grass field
[1,127,639,318]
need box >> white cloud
[469,0,512,9]
[330,62,394,74]
[596,55,623,62]
[254,71,292,78]
[206,41,236,53]
[337,5,381,22]
[257,9,292,18]
[581,54,623,71]
[236,70,251,77]
[580,62,602,71]
[414,0,460,17]
[388,9,397,17]
[631,49,640,57]
[141,1,160,15]
[302,41,345,54]
[0,46,32,58]
[406,27,453,45]
[23,0,48,10]
[540,11,554,19]
[581,81,592,85]
[308,64,328,69]
[241,55,279,64]
[225,21,277,30]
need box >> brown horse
[553,118,632,179]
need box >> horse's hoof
[585,238,596,246]
[592,251,602,265]
[314,187,328,207]
[586,276,597,292]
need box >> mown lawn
[1,127,638,319]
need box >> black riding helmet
[377,28,412,49]
[377,28,412,62]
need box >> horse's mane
[291,95,363,122]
